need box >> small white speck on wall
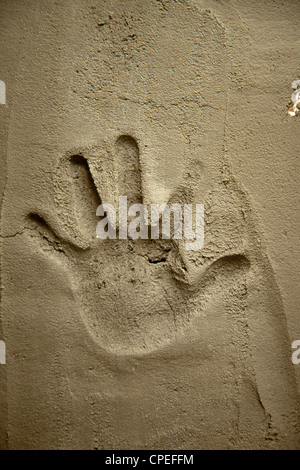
[0,80,5,105]
[0,341,6,364]
[287,79,300,116]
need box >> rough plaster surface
[0,0,299,449]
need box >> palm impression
[25,135,250,355]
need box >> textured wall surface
[0,0,299,450]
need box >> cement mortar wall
[0,0,299,450]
